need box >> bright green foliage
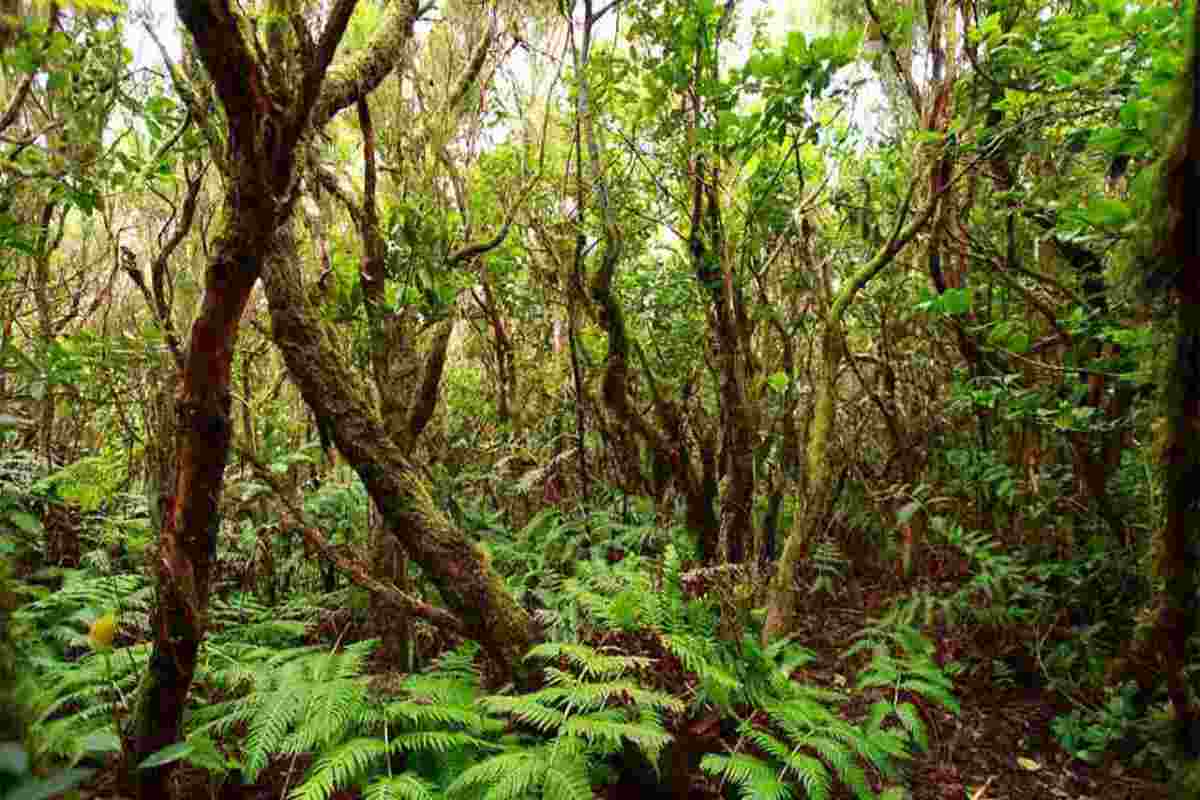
[702,623,956,800]
[192,640,500,800]
[16,570,151,764]
[848,623,960,751]
[194,640,379,783]
[451,643,681,800]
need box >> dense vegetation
[1,0,1198,797]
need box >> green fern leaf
[244,686,303,780]
[785,752,830,800]
[541,758,593,800]
[290,737,389,800]
[447,750,545,799]
[898,680,959,713]
[362,774,436,800]
[560,714,672,760]
[701,753,791,800]
[893,702,928,751]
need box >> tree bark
[764,181,944,642]
[129,225,267,797]
[263,223,534,681]
[130,2,421,793]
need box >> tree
[130,0,426,793]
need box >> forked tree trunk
[130,1,416,793]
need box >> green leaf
[1052,69,1074,87]
[5,511,42,535]
[138,742,195,770]
[940,288,971,316]
[1082,198,1130,227]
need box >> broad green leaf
[1082,198,1130,227]
[941,288,971,316]
[767,372,790,393]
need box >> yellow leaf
[1016,756,1041,771]
[88,612,116,651]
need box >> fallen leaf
[970,777,995,800]
[1017,756,1042,771]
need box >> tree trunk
[127,0,415,789]
[263,223,534,681]
[129,228,263,797]
[764,175,946,643]
[763,323,841,640]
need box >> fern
[292,738,392,800]
[364,774,438,800]
[445,642,678,800]
[701,625,957,800]
[22,571,153,767]
[282,643,497,800]
[701,753,793,800]
[848,621,960,765]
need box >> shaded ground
[786,600,1172,800]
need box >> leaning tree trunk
[263,223,534,681]
[128,223,268,796]
[1122,14,1200,759]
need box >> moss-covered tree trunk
[263,222,534,680]
[130,1,414,794]
[1142,11,1200,756]
[763,186,945,642]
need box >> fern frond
[291,680,368,752]
[781,752,830,800]
[390,730,497,755]
[662,632,740,701]
[526,642,652,680]
[362,774,436,800]
[382,699,487,731]
[739,725,791,764]
[537,671,685,715]
[795,735,854,777]
[289,737,389,800]
[559,713,672,760]
[447,750,545,799]
[541,757,592,800]
[898,680,959,714]
[701,753,792,800]
[893,702,928,751]
[481,695,567,732]
[244,685,304,780]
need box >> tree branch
[291,0,360,148]
[313,0,421,130]
[173,0,264,157]
[241,450,466,634]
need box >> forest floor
[70,581,1174,800]
[780,603,1172,800]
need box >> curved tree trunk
[263,223,534,681]
[763,181,945,642]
